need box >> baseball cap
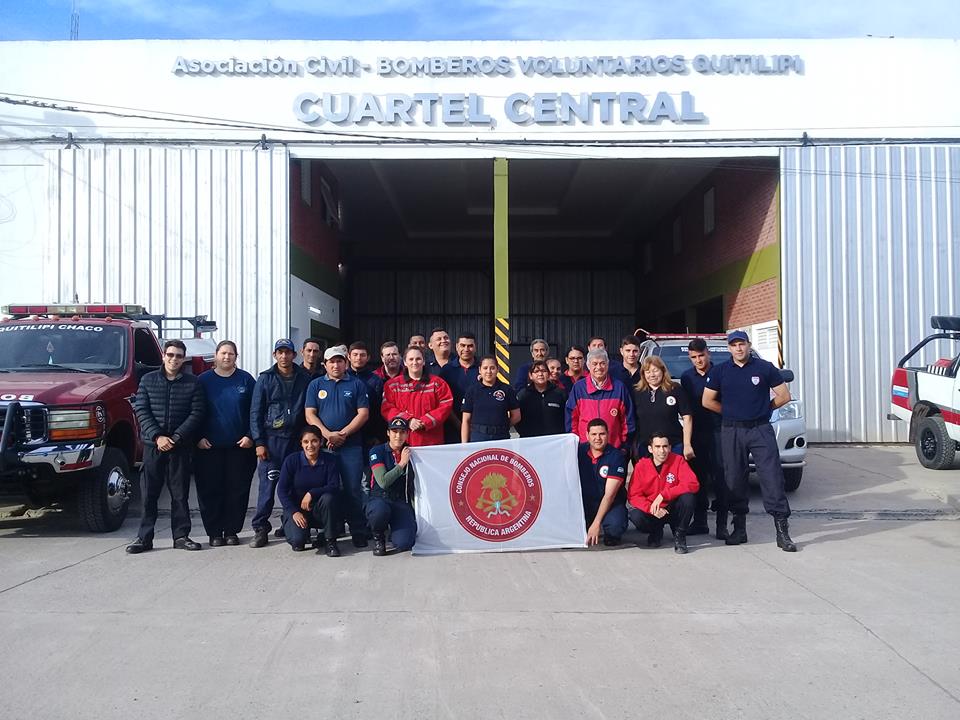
[388,417,410,431]
[727,330,750,344]
[274,338,296,352]
[323,344,348,361]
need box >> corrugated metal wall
[781,144,960,442]
[43,145,290,373]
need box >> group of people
[125,326,798,558]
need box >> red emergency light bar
[2,303,144,316]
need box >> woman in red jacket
[628,430,700,554]
[381,346,454,447]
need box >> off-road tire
[915,415,957,470]
[77,448,132,532]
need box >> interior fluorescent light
[308,306,322,315]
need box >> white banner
[410,434,586,555]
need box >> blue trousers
[690,430,727,516]
[364,497,417,551]
[721,422,790,517]
[251,434,300,532]
[281,492,338,548]
[329,444,369,541]
[583,494,628,541]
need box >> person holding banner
[627,431,700,554]
[577,418,629,546]
[366,417,418,556]
[381,346,454,447]
[461,356,521,442]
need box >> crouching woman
[277,427,342,557]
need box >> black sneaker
[173,537,202,551]
[373,534,387,556]
[291,543,305,552]
[646,528,664,548]
[125,537,153,554]
[250,529,268,548]
[602,535,622,547]
[324,540,341,558]
[209,536,226,547]
[273,526,286,539]
[224,534,240,546]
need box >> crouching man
[365,417,417,556]
[628,431,700,554]
[277,427,341,557]
[577,418,628,547]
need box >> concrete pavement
[0,445,958,719]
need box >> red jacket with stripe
[564,374,635,448]
[627,453,700,513]
[381,373,454,447]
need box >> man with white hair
[513,338,549,390]
[564,347,635,450]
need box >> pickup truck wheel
[783,467,803,492]
[915,415,957,470]
[78,448,132,532]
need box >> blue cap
[727,330,750,344]
[274,338,296,352]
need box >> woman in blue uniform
[461,355,521,442]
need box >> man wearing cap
[249,339,313,548]
[305,344,371,548]
[702,330,797,552]
[366,417,418,556]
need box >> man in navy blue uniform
[576,418,628,547]
[441,331,481,443]
[680,338,728,539]
[348,341,385,448]
[461,355,521,442]
[610,335,642,389]
[366,417,418,556]
[249,338,313,548]
[702,330,797,552]
[305,344,371,548]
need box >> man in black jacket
[248,338,313,547]
[127,339,206,553]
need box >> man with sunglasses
[127,339,206,554]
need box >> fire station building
[0,39,958,441]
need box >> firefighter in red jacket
[381,345,454,447]
[628,430,700,554]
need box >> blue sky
[3,0,960,41]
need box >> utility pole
[70,0,79,40]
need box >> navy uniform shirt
[277,451,341,516]
[462,380,519,429]
[610,360,641,389]
[197,368,256,448]
[304,374,370,447]
[440,361,481,411]
[704,356,784,422]
[576,442,628,505]
[680,365,722,435]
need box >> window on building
[703,187,715,235]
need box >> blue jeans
[252,434,300,532]
[365,497,417,551]
[329,444,369,541]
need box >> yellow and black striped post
[493,158,510,384]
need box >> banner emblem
[449,449,542,542]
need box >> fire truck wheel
[78,448,132,532]
[915,415,957,470]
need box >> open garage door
[290,155,782,373]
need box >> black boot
[715,511,729,541]
[725,513,748,545]
[674,531,688,554]
[774,515,797,552]
[373,533,387,557]
[646,527,663,548]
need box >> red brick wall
[290,160,340,272]
[638,158,779,327]
[726,277,779,329]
